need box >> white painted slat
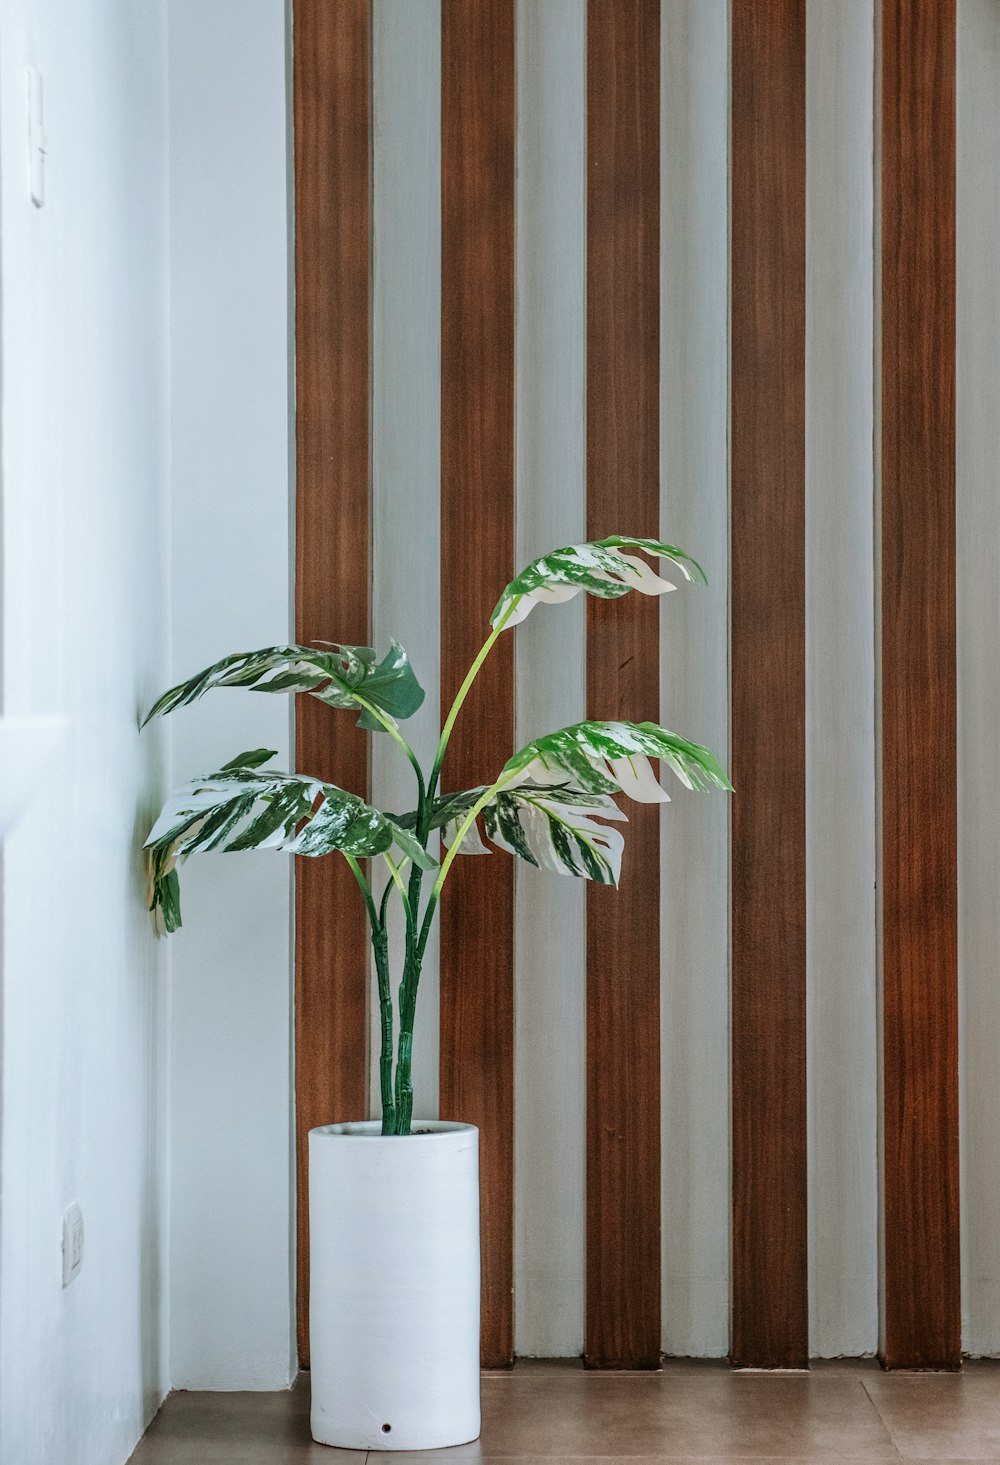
[513,0,587,1359]
[370,0,441,1121]
[659,0,730,1358]
[805,0,878,1358]
[958,0,1000,1360]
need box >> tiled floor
[127,1359,1000,1464]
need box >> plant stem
[392,943,421,1135]
[351,691,426,807]
[359,609,521,1138]
[344,853,378,928]
[383,853,413,921]
[378,875,394,928]
[415,769,518,958]
[347,853,400,1133]
[371,924,395,1134]
[428,602,516,803]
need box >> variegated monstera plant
[143,536,731,1135]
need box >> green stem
[415,768,519,959]
[378,875,394,928]
[428,602,517,803]
[351,690,427,808]
[347,853,397,1134]
[392,945,421,1135]
[383,853,413,921]
[371,606,521,1138]
[371,926,395,1134]
[344,853,378,928]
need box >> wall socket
[62,1202,84,1288]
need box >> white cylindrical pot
[308,1120,481,1451]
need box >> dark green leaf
[220,748,279,771]
[142,640,424,732]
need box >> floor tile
[864,1371,1000,1460]
[127,1363,1000,1463]
[377,1459,897,1465]
[127,1382,365,1464]
[382,1371,896,1459]
[375,1459,904,1465]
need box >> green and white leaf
[399,782,629,886]
[144,750,435,934]
[491,535,707,628]
[502,719,733,803]
[482,788,626,884]
[142,639,424,731]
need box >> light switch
[27,68,46,207]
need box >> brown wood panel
[729,0,808,1369]
[585,0,661,1371]
[880,0,959,1371]
[293,0,371,1366]
[439,0,516,1370]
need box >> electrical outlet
[62,1202,84,1288]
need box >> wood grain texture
[879,0,959,1371]
[439,0,516,1370]
[293,0,371,1366]
[730,0,808,1370]
[585,0,661,1371]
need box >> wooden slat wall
[288,0,974,1370]
[585,0,662,1371]
[439,0,517,1370]
[729,0,808,1369]
[879,0,960,1371]
[292,0,371,1366]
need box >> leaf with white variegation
[141,640,424,731]
[502,720,733,803]
[144,751,436,933]
[490,535,707,628]
[393,782,628,885]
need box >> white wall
[514,0,587,1358]
[0,0,171,1460]
[371,0,443,1122]
[166,0,296,1390]
[659,0,730,1358]
[805,0,877,1357]
[958,0,1000,1361]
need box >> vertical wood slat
[439,0,516,1369]
[585,0,662,1370]
[879,0,960,1371]
[293,0,371,1366]
[730,0,808,1369]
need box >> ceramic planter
[308,1120,481,1450]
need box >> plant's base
[309,1120,481,1452]
[311,1413,481,1452]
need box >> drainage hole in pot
[382,1424,391,1434]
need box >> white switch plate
[62,1202,83,1288]
[27,68,45,207]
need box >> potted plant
[142,535,731,1450]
